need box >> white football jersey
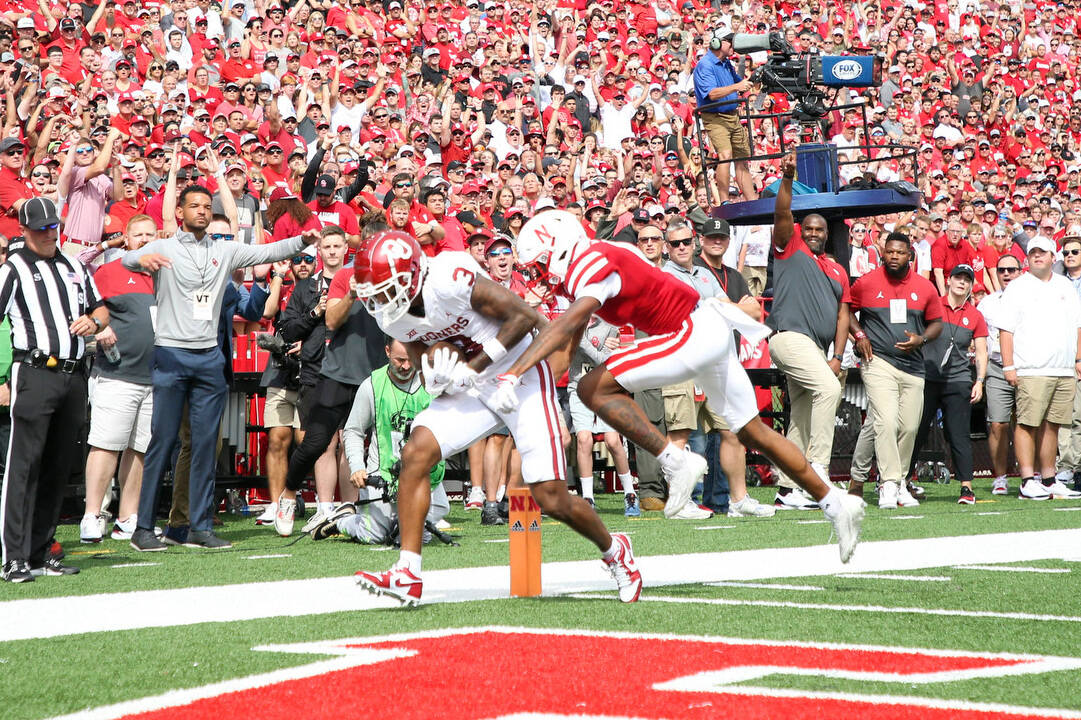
[377,251,530,378]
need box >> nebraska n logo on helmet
[353,230,428,324]
[517,210,591,303]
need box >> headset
[709,29,728,50]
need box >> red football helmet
[353,230,427,324]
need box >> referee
[692,31,757,205]
[0,198,108,583]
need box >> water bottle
[103,343,121,363]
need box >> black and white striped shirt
[0,247,103,360]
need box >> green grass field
[4,482,1081,720]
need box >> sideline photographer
[311,338,448,545]
[693,31,757,205]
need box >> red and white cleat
[604,532,642,603]
[355,566,424,607]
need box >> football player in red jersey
[497,210,866,563]
[349,230,641,606]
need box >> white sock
[618,472,635,494]
[658,442,683,473]
[267,502,277,513]
[995,475,1006,484]
[818,488,844,520]
[495,484,506,502]
[396,550,422,575]
[318,502,335,516]
[579,478,594,500]
[601,540,617,561]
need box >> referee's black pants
[910,379,974,484]
[284,376,357,493]
[1,363,87,565]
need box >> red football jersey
[561,241,698,336]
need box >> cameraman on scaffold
[694,31,759,205]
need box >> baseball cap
[268,186,297,203]
[950,263,975,279]
[1028,236,1056,254]
[456,210,484,227]
[0,138,26,154]
[534,197,556,211]
[313,174,336,196]
[19,197,60,230]
[483,234,511,255]
[632,208,649,223]
[701,218,731,237]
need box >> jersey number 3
[452,268,475,286]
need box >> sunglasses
[38,223,60,230]
[996,266,1020,273]
[209,233,235,242]
[31,170,50,178]
[4,148,25,156]
[395,181,413,188]
[638,235,662,243]
[292,254,316,264]
[487,247,513,257]
[1064,249,1081,257]
[666,238,694,247]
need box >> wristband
[832,354,843,361]
[482,337,508,364]
[976,377,985,382]
[1003,365,1015,371]
[854,331,867,340]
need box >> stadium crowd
[2,0,1081,583]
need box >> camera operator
[275,226,353,529]
[309,338,449,545]
[693,32,757,205]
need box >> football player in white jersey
[349,230,642,606]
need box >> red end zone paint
[105,629,1081,720]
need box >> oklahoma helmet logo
[76,628,1081,720]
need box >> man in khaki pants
[848,233,944,509]
[767,155,852,509]
[998,236,1081,500]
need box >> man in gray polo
[123,185,317,551]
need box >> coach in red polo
[849,232,944,508]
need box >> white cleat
[774,487,820,510]
[274,494,296,536]
[670,501,713,520]
[878,480,899,509]
[991,477,1009,495]
[897,483,921,507]
[663,450,708,519]
[1019,479,1052,501]
[727,495,776,518]
[1046,480,1081,500]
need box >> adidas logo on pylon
[529,519,540,531]
[510,520,525,532]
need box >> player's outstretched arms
[467,276,550,374]
[504,295,601,381]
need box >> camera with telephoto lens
[256,333,300,388]
[732,32,882,121]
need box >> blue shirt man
[694,49,743,113]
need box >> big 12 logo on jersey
[76,628,1081,720]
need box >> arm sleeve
[342,378,376,474]
[121,238,164,271]
[299,146,326,203]
[338,159,370,205]
[226,234,307,270]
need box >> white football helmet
[516,209,590,301]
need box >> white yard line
[109,563,161,569]
[837,573,952,582]
[954,565,1071,574]
[243,554,292,560]
[572,595,1081,624]
[695,525,736,531]
[1,528,1079,643]
[707,581,825,591]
